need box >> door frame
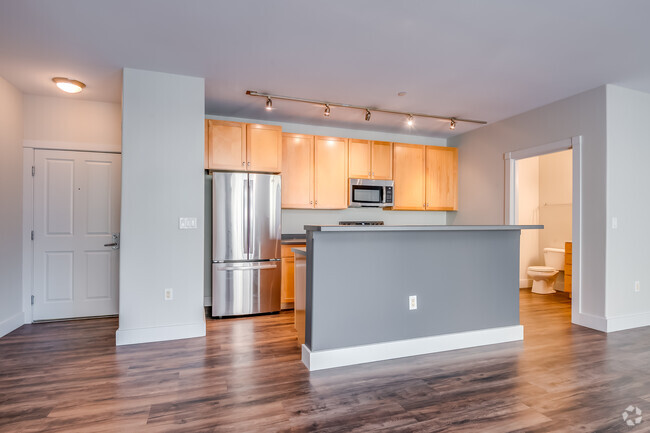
[22,145,121,324]
[504,136,582,325]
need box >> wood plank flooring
[2,291,650,432]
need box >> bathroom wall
[538,150,572,257]
[516,150,572,288]
[517,156,540,287]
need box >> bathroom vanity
[300,224,542,371]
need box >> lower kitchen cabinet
[281,243,305,308]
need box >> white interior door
[33,150,121,320]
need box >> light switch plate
[179,217,198,229]
[409,295,417,310]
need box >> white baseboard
[572,312,607,332]
[204,296,211,307]
[0,311,25,338]
[116,321,206,346]
[302,324,524,371]
[519,279,532,288]
[605,311,650,332]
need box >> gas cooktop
[338,221,385,226]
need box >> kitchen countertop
[281,234,307,245]
[305,224,543,232]
[291,247,307,256]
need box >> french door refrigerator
[212,172,281,317]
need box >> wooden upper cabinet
[206,120,246,171]
[246,123,282,173]
[371,141,392,180]
[281,133,314,209]
[314,136,348,209]
[425,146,458,211]
[348,139,372,179]
[392,143,425,210]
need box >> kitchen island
[300,224,542,371]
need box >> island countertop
[305,224,543,232]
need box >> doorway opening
[505,137,582,325]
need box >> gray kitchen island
[300,224,542,371]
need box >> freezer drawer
[212,261,281,317]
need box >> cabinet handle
[247,161,250,166]
[368,171,371,176]
[315,201,318,205]
[241,162,245,166]
[310,200,313,204]
[372,172,375,176]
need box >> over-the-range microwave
[349,178,394,208]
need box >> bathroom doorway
[505,137,581,323]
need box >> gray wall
[448,86,607,319]
[606,85,650,319]
[0,76,24,336]
[117,68,205,344]
[207,114,449,233]
[306,230,520,351]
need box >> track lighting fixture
[245,91,487,131]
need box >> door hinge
[31,230,34,241]
[31,295,34,305]
[32,166,35,176]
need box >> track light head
[365,109,371,121]
[265,97,272,110]
[324,104,331,117]
[407,114,414,126]
[450,119,456,130]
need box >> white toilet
[528,248,565,294]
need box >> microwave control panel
[385,186,393,203]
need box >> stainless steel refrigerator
[211,172,281,317]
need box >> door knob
[104,233,120,250]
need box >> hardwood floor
[2,291,650,432]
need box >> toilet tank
[544,248,565,271]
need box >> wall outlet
[635,281,640,292]
[409,295,417,310]
[164,288,173,300]
[179,217,198,229]
[612,217,618,229]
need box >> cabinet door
[246,123,282,173]
[281,257,295,305]
[314,136,348,209]
[425,146,458,210]
[392,143,425,210]
[206,120,246,171]
[371,141,393,179]
[348,139,371,179]
[281,133,314,208]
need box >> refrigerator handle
[248,178,254,259]
[243,178,249,258]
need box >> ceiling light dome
[52,77,86,94]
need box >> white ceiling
[2,1,650,138]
